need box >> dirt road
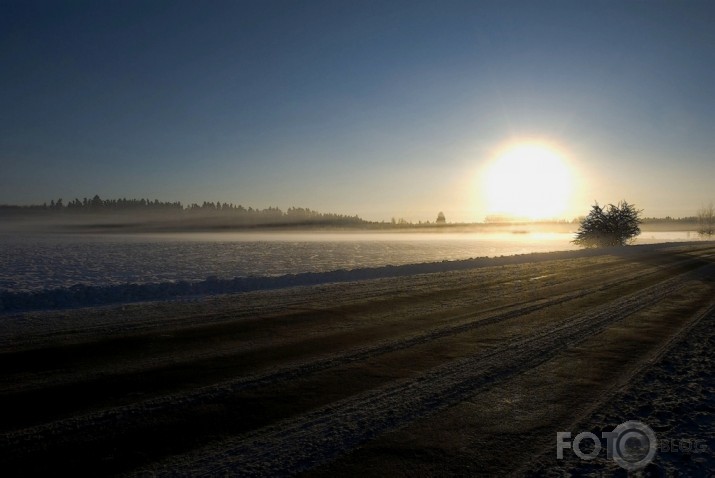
[1,243,713,476]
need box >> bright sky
[2,1,714,222]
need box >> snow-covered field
[0,231,704,314]
[1,231,583,292]
[0,232,703,313]
[0,231,699,293]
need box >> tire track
[0,254,646,395]
[0,259,675,449]
[150,263,715,477]
[517,298,715,477]
[1,254,708,454]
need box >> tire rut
[0,258,681,451]
[146,263,715,477]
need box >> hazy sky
[2,0,714,221]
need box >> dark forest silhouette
[0,195,366,227]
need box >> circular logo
[611,421,658,470]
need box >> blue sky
[2,0,714,221]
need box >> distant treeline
[0,195,366,226]
[0,195,702,228]
[640,216,698,223]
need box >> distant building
[436,211,446,224]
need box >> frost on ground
[0,241,699,313]
[0,243,713,477]
[523,299,715,477]
[0,232,581,292]
[147,265,711,477]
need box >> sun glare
[483,142,573,220]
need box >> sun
[482,142,573,220]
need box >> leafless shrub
[697,202,714,238]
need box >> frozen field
[0,231,698,293]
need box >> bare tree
[697,202,714,238]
